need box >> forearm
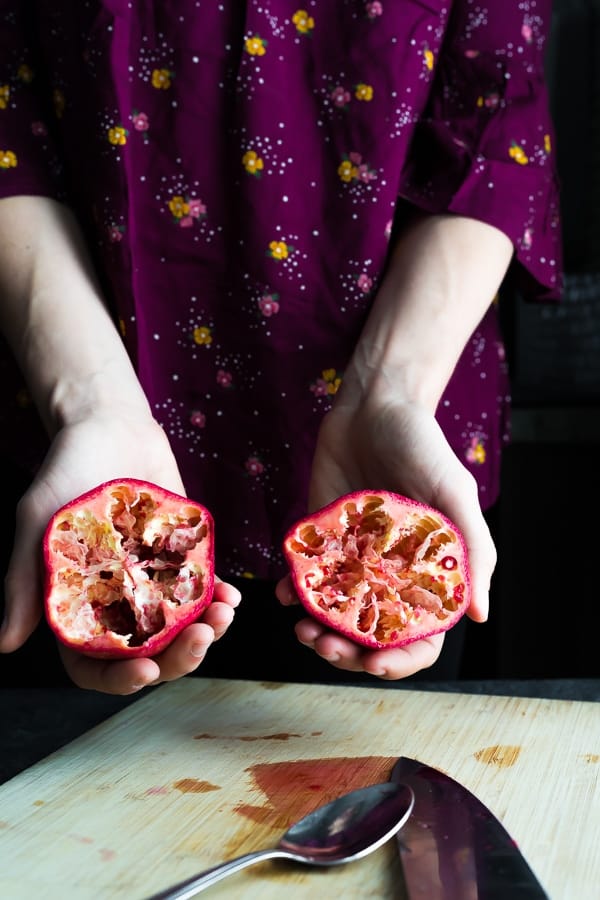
[344,213,513,410]
[0,196,150,435]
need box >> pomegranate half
[283,490,471,649]
[43,478,215,658]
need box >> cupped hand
[0,413,240,693]
[276,393,496,679]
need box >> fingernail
[130,683,147,692]
[190,643,207,658]
[322,653,340,663]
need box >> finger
[212,579,242,609]
[295,620,370,673]
[461,520,496,623]
[296,617,446,679]
[59,617,225,693]
[59,645,161,694]
[361,634,445,680]
[441,479,496,624]
[274,574,299,606]
[148,622,217,682]
[0,512,45,653]
[199,599,237,642]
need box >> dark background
[462,0,600,680]
[1,0,599,686]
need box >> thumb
[0,524,45,653]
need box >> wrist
[48,364,152,435]
[340,213,513,412]
[341,340,450,414]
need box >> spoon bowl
[148,780,414,899]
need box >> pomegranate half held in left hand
[283,490,471,649]
[43,478,215,659]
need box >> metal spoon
[148,780,414,898]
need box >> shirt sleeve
[0,4,65,200]
[398,0,562,301]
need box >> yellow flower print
[0,85,10,109]
[338,159,358,182]
[0,149,17,169]
[311,368,343,397]
[338,152,377,185]
[241,571,256,579]
[268,240,289,260]
[544,133,552,154]
[245,35,267,56]
[168,195,190,219]
[17,64,34,83]
[424,49,435,71]
[119,318,126,338]
[466,437,486,465]
[242,149,264,176]
[509,142,529,165]
[193,326,213,346]
[53,88,65,119]
[292,10,315,34]
[108,125,128,146]
[355,83,374,101]
[151,68,172,89]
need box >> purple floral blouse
[0,1,562,579]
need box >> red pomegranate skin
[43,478,215,659]
[283,490,471,649]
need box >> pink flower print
[188,198,207,219]
[108,225,124,243]
[132,112,149,131]
[484,92,500,109]
[31,121,47,137]
[465,436,486,465]
[522,227,533,250]
[190,410,206,429]
[521,23,533,43]
[357,163,376,183]
[258,293,280,316]
[310,378,329,397]
[357,273,372,293]
[245,456,264,477]
[464,49,480,59]
[331,86,351,108]
[339,152,377,185]
[366,1,383,18]
[179,216,194,228]
[384,219,393,240]
[216,369,233,388]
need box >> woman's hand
[277,395,494,679]
[0,412,240,694]
[276,213,511,680]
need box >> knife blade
[390,756,549,899]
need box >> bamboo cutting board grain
[0,679,598,900]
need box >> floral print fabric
[0,1,561,578]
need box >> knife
[390,756,549,899]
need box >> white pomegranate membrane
[44,480,214,657]
[284,492,470,648]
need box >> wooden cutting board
[0,679,598,899]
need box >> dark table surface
[1,677,599,786]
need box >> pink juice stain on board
[234,755,396,830]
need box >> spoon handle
[147,848,300,899]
